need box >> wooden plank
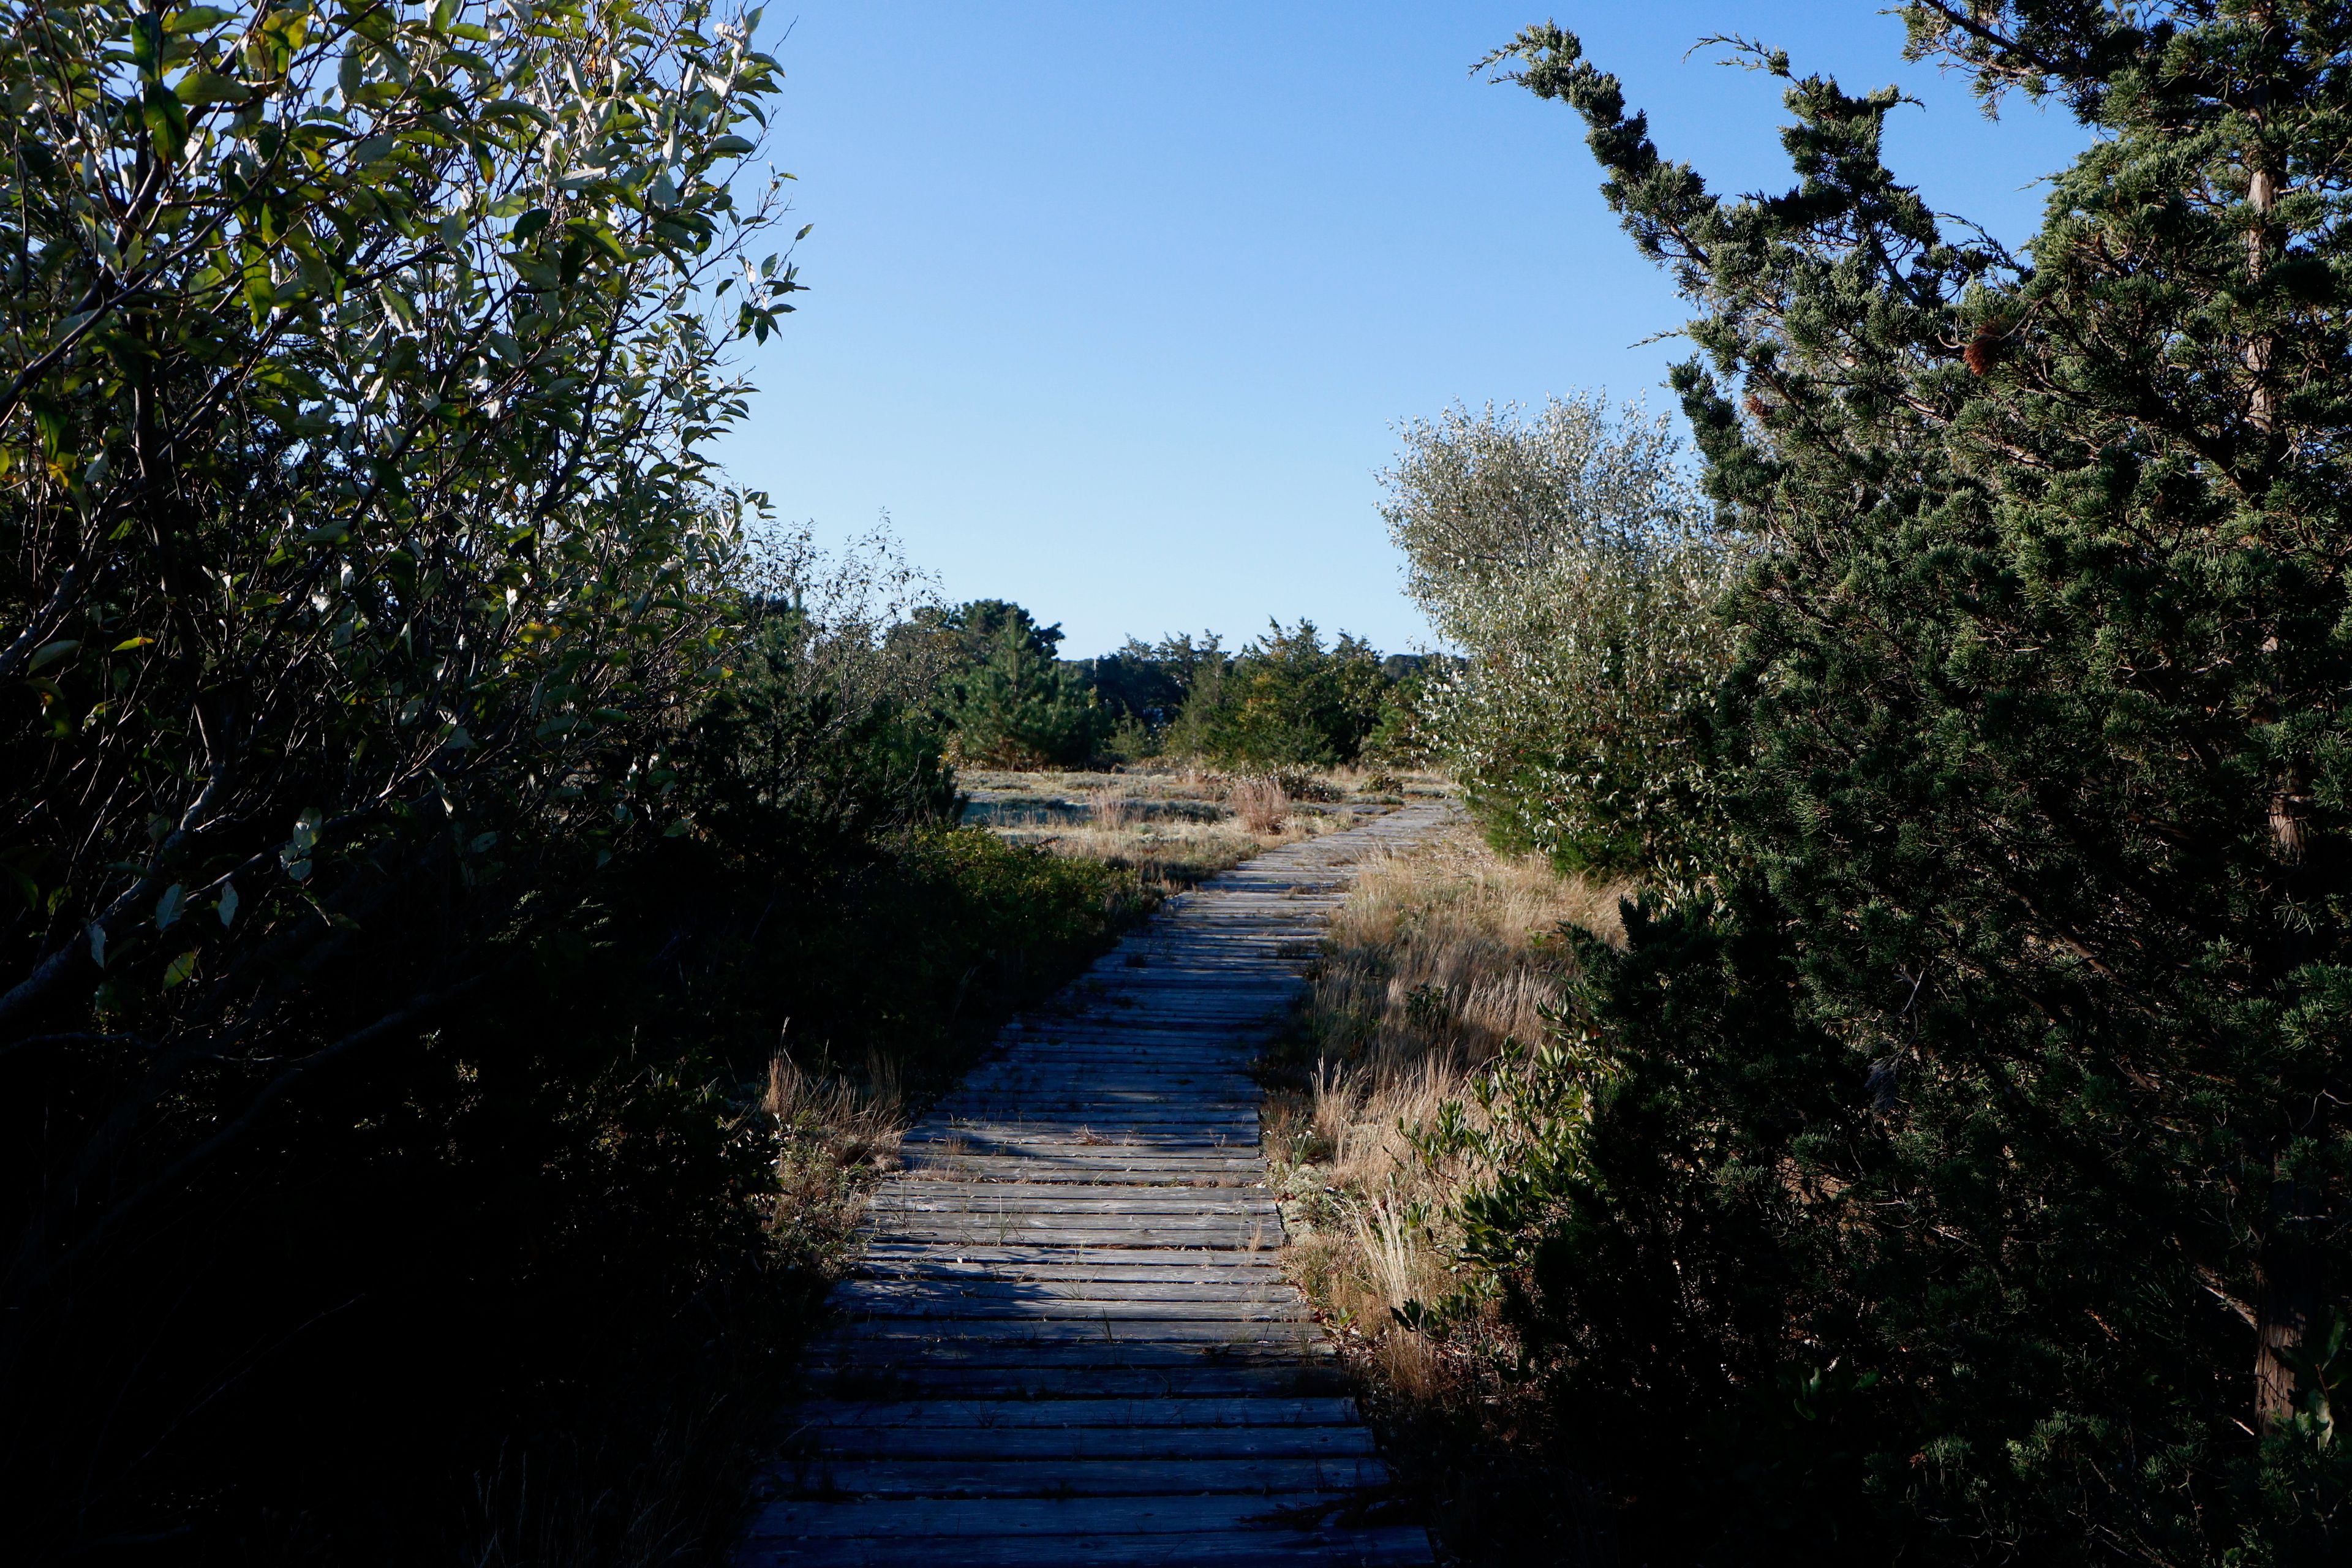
[773,1455,1390,1498]
[837,1279,1295,1304]
[793,1425,1376,1461]
[867,1213,1276,1234]
[744,1525,1434,1567]
[835,1302,1311,1325]
[798,1365,1354,1400]
[812,1344,1337,1374]
[897,1158,1267,1178]
[842,1257,1298,1281]
[854,1246,1286,1268]
[781,1396,1363,1429]
[745,1493,1411,1540]
[871,1193,1278,1213]
[837,1325,1336,1354]
[875,1188,1275,1206]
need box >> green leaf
[164,7,235,33]
[28,639,79,672]
[217,881,239,927]
[112,636,156,652]
[162,948,198,988]
[709,135,754,156]
[155,883,186,931]
[142,83,189,160]
[510,207,550,243]
[130,12,161,77]
[88,924,107,968]
[176,72,252,106]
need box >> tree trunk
[2255,1163,2318,1432]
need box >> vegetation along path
[741,798,1453,1567]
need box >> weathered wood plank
[836,1278,1295,1303]
[775,1455,1390,1497]
[797,1365,1354,1400]
[744,1525,1433,1567]
[782,1396,1362,1428]
[791,1423,1376,1460]
[836,1316,1330,1346]
[856,1250,1279,1278]
[745,1493,1415,1540]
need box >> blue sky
[717,3,2090,657]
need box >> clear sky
[717,2,2091,658]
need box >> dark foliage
[0,5,1140,1558]
[1177,619,1391,769]
[1454,6,2352,1561]
[900,600,1106,769]
[1080,632,1226,742]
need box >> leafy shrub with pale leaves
[1384,396,1740,882]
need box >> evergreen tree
[1183,619,1390,769]
[1081,632,1226,750]
[1452,7,2352,1559]
[940,610,1103,769]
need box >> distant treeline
[887,597,1444,771]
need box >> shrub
[1384,397,1739,881]
[908,600,1106,768]
[0,9,1134,1559]
[1,1,800,1555]
[1181,619,1391,769]
[1080,632,1225,752]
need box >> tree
[1183,619,1389,769]
[1383,396,1739,878]
[1079,631,1219,749]
[1446,7,2352,1559]
[917,600,1104,768]
[0,0,793,1551]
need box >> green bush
[0,6,1137,1560]
[1384,398,1739,879]
[1177,619,1390,769]
[1080,633,1226,758]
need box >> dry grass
[1228,775,1289,832]
[1088,788,1134,832]
[762,1049,906,1275]
[960,764,1439,894]
[1264,818,1627,1563]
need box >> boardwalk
[740,799,1450,1567]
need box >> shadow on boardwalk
[737,800,1452,1567]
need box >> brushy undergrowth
[1261,820,1623,1564]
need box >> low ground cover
[959,764,1442,892]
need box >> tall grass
[1229,776,1291,833]
[1264,819,1625,1563]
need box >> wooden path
[740,799,1451,1567]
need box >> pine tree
[943,612,1104,769]
[1461,6,2352,1559]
